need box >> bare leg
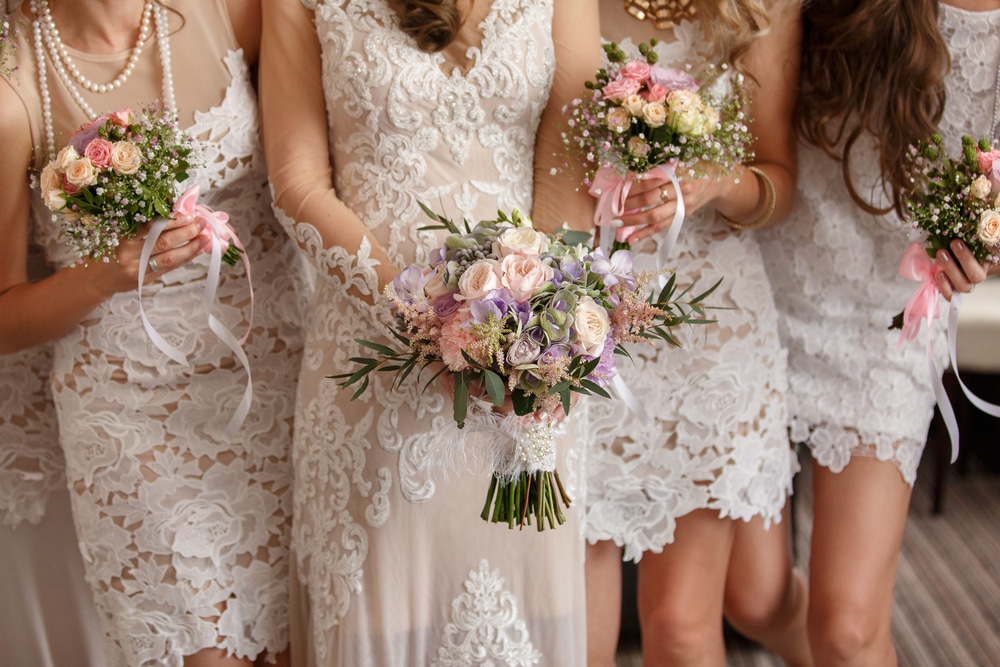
[808,457,912,667]
[586,540,624,667]
[636,509,736,667]
[724,506,813,667]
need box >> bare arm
[259,0,400,302]
[531,0,602,235]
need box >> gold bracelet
[720,165,776,231]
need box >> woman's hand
[83,216,205,299]
[616,173,733,246]
[935,239,993,300]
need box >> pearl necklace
[990,54,1000,139]
[36,0,153,94]
[32,0,176,157]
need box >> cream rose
[501,254,554,301]
[979,208,1000,246]
[623,93,646,118]
[44,188,68,211]
[64,157,98,189]
[666,90,708,135]
[971,175,992,200]
[456,259,503,300]
[494,226,549,257]
[111,141,142,175]
[606,106,632,133]
[54,145,80,171]
[423,270,450,299]
[40,164,64,201]
[628,136,651,158]
[642,102,668,128]
[574,296,611,357]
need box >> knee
[725,568,805,636]
[641,602,720,661]
[807,603,889,665]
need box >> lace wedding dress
[584,20,798,563]
[267,0,586,664]
[758,4,998,486]
[7,1,310,664]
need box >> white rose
[623,93,646,118]
[111,141,142,175]
[665,90,706,135]
[456,259,503,300]
[64,157,98,188]
[574,296,611,357]
[54,145,80,171]
[40,164,63,200]
[506,335,541,366]
[979,208,1000,246]
[45,189,68,211]
[642,102,668,128]
[971,175,992,200]
[493,226,550,257]
[500,253,554,301]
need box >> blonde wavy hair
[694,0,777,73]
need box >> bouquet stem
[222,243,243,267]
[480,469,572,531]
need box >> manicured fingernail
[952,240,966,252]
[938,250,950,262]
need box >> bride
[260,0,598,664]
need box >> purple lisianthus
[393,265,432,308]
[560,255,584,282]
[510,300,531,327]
[469,288,512,323]
[69,118,107,154]
[588,247,635,289]
[650,66,699,93]
[590,336,618,387]
[432,294,461,318]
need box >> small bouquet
[561,40,754,252]
[38,103,242,266]
[334,205,717,530]
[892,134,1000,336]
[1,13,15,78]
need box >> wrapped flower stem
[481,469,571,531]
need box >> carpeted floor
[616,441,1000,666]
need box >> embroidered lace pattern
[281,1,585,664]
[30,51,307,665]
[757,6,999,487]
[584,27,796,562]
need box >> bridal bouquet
[38,103,242,266]
[892,134,1000,335]
[335,205,717,531]
[561,40,753,252]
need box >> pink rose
[109,108,134,127]
[601,76,642,102]
[646,84,667,104]
[622,60,652,82]
[456,259,503,300]
[62,176,81,196]
[84,138,114,169]
[500,254,554,301]
[976,148,1000,175]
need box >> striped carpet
[616,445,1000,666]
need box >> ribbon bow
[896,242,944,346]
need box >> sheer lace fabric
[757,5,999,487]
[270,0,586,664]
[9,2,309,664]
[584,24,796,563]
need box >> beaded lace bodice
[758,5,999,485]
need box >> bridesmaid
[0,1,308,664]
[757,1,996,664]
[583,1,811,666]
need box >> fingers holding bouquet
[935,239,993,300]
[618,172,726,246]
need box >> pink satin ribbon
[588,163,684,259]
[137,185,255,439]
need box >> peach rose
[628,136,650,158]
[53,145,80,171]
[423,269,451,299]
[979,209,1000,246]
[494,226,549,257]
[642,102,668,128]
[111,141,142,175]
[39,164,64,202]
[64,157,98,189]
[501,254,554,301]
[456,259,503,300]
[574,296,611,357]
[623,93,646,118]
[606,106,632,133]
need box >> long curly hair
[797,0,949,216]
[392,0,464,53]
[696,0,777,74]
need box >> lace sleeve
[260,0,401,303]
[531,0,601,234]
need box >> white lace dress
[757,4,997,487]
[273,1,586,664]
[584,25,797,563]
[9,2,310,664]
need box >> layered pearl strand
[36,0,152,95]
[31,0,176,158]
